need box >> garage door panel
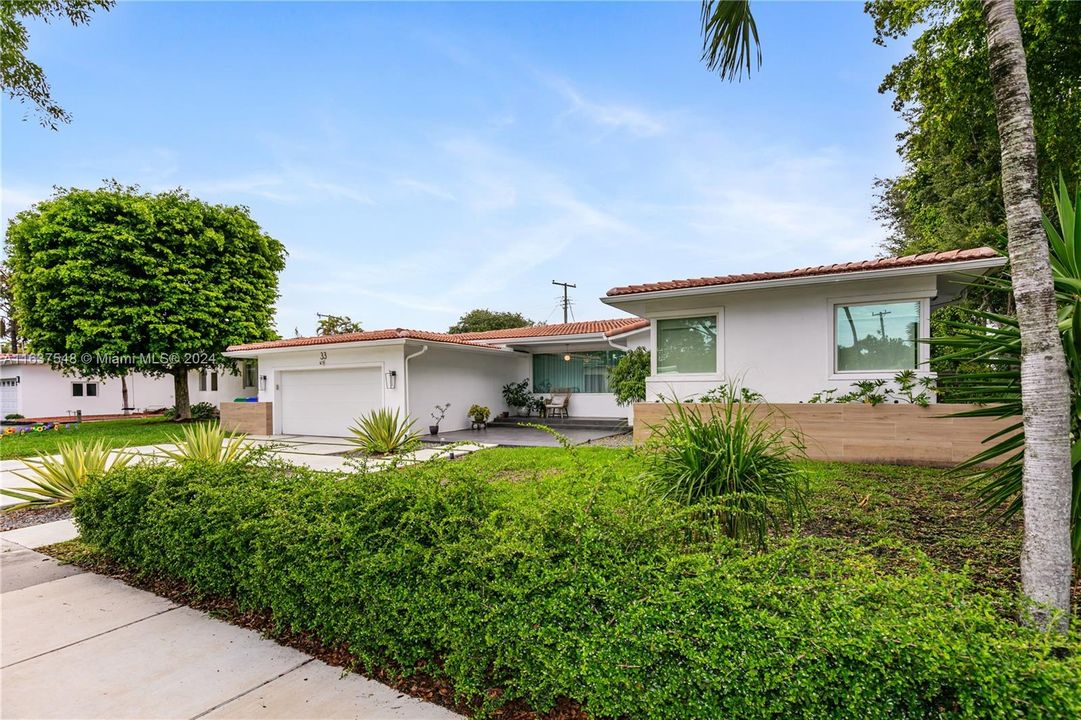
[280,367,382,437]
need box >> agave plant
[0,440,135,510]
[348,408,420,455]
[159,422,253,464]
[931,179,1081,561]
[645,395,806,547]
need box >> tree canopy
[867,0,1081,256]
[1,0,114,129]
[448,309,533,334]
[5,183,287,418]
[316,314,363,336]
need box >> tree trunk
[120,373,130,414]
[982,0,1073,631]
[172,368,192,421]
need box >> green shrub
[646,400,806,547]
[501,378,532,412]
[348,408,419,454]
[74,454,1081,719]
[609,347,650,406]
[163,402,219,421]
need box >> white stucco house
[602,246,1006,404]
[224,320,650,437]
[0,356,255,420]
[224,247,1005,438]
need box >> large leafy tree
[699,0,1072,629]
[5,183,287,419]
[316,314,363,336]
[867,0,1081,256]
[448,308,533,334]
[1,0,114,129]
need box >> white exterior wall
[0,363,255,420]
[634,274,937,404]
[253,343,408,435]
[190,368,249,405]
[407,345,530,432]
[1,364,176,419]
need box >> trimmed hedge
[75,455,1080,719]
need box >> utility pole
[552,280,576,323]
[871,309,891,339]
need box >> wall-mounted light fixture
[385,370,397,389]
[563,353,571,362]
[259,375,268,391]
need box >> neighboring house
[225,247,1005,438]
[224,320,649,437]
[0,355,256,420]
[601,247,1006,403]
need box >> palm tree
[699,0,1072,630]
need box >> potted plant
[501,378,532,416]
[468,404,490,429]
[430,403,450,435]
[530,397,547,417]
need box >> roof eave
[601,256,1008,306]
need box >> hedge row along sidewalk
[73,452,1081,719]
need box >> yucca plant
[348,408,420,455]
[931,179,1081,562]
[645,393,806,547]
[0,440,135,510]
[159,422,253,464]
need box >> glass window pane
[86,383,97,397]
[72,383,83,397]
[532,351,624,393]
[835,301,920,371]
[657,316,717,374]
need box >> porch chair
[546,390,570,419]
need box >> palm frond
[930,181,1081,561]
[701,0,761,81]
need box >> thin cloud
[547,77,667,138]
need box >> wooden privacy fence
[633,403,1018,467]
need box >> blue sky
[2,1,912,336]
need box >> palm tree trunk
[982,0,1072,631]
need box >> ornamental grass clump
[1,439,135,510]
[646,395,805,546]
[159,422,253,464]
[348,408,420,455]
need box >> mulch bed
[0,505,73,532]
[37,542,592,720]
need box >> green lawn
[459,446,1028,596]
[0,417,200,459]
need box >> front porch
[420,416,629,448]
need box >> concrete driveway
[1,532,462,719]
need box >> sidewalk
[1,530,461,719]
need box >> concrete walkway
[1,533,462,719]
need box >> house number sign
[319,351,327,366]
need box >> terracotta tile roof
[605,247,1004,297]
[226,319,650,353]
[226,329,496,353]
[455,318,650,341]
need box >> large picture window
[656,316,717,374]
[835,300,920,372]
[533,350,624,393]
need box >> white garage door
[280,367,382,437]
